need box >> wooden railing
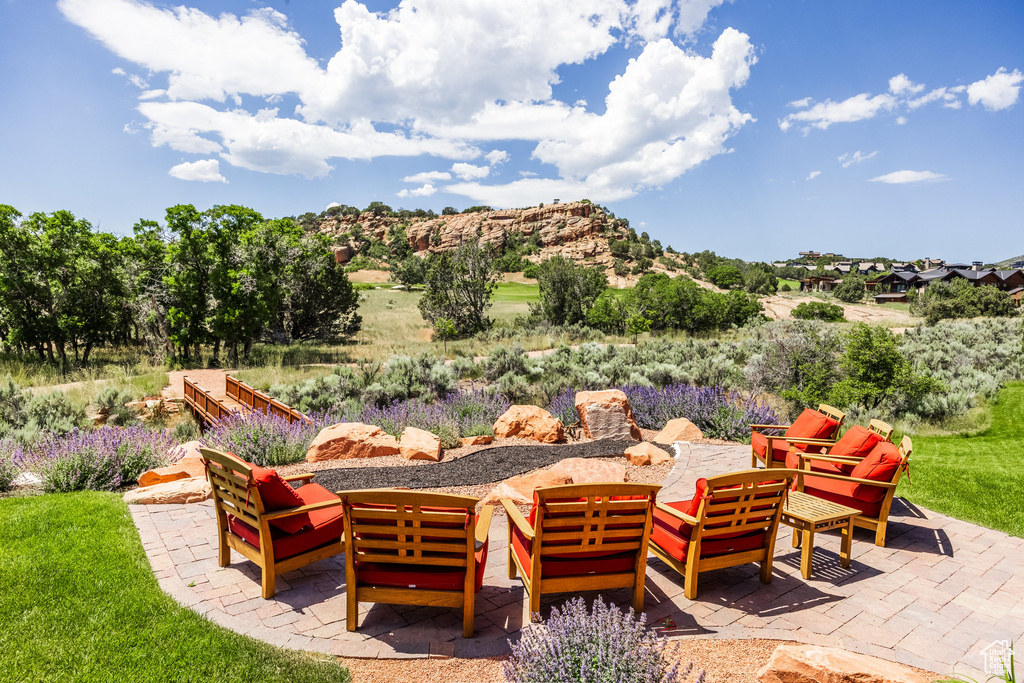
[183,376,236,425]
[226,375,310,425]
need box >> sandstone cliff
[317,201,620,268]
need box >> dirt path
[761,295,917,326]
[162,368,236,401]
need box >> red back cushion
[786,408,840,441]
[829,425,885,473]
[250,464,310,534]
[848,441,903,503]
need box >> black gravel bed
[312,439,642,491]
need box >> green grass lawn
[0,492,350,683]
[777,278,801,291]
[900,382,1024,537]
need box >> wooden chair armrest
[797,454,861,466]
[654,502,698,526]
[475,505,494,549]
[795,471,897,489]
[750,424,791,431]
[283,473,315,484]
[261,497,342,521]
[499,498,534,540]
[783,436,840,446]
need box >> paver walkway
[130,444,1024,676]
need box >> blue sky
[1,0,1021,262]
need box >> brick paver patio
[130,444,1024,676]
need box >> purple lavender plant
[27,426,176,493]
[347,390,510,446]
[504,595,700,683]
[545,384,779,443]
[621,384,778,443]
[203,410,329,467]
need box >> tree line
[0,204,360,366]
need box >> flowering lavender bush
[203,410,327,467]
[354,390,509,447]
[504,596,699,683]
[28,426,176,493]
[547,384,779,443]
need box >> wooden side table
[780,490,859,579]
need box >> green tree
[707,264,744,289]
[744,265,778,295]
[833,275,866,303]
[418,240,499,334]
[533,255,608,326]
[586,291,625,333]
[433,318,457,354]
[390,256,427,290]
[388,225,413,261]
[164,205,213,360]
[284,233,361,341]
[911,279,1018,325]
[829,324,942,411]
[792,301,845,322]
[626,313,651,344]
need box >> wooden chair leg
[346,587,359,632]
[683,557,699,600]
[874,520,887,547]
[217,532,230,567]
[527,586,542,622]
[261,564,276,599]
[508,544,517,579]
[463,589,475,638]
[632,572,646,614]
[759,556,773,584]
[792,528,800,548]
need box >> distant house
[1009,287,1023,306]
[875,264,1024,294]
[799,251,822,259]
[801,275,837,292]
[873,292,909,304]
[890,262,919,273]
[1011,260,1024,269]
[921,258,945,270]
[771,262,788,269]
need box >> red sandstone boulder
[461,435,493,447]
[137,440,206,488]
[306,422,401,462]
[399,427,442,461]
[653,417,704,444]
[480,470,572,507]
[757,645,932,683]
[549,457,627,484]
[493,405,564,443]
[124,478,212,505]
[624,442,673,466]
[574,390,642,441]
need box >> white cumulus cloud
[781,67,1019,133]
[868,170,947,184]
[806,170,820,181]
[967,68,1023,111]
[451,163,491,180]
[60,0,758,205]
[168,159,227,182]
[397,183,437,197]
[402,170,451,183]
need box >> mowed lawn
[0,492,350,683]
[900,382,1024,538]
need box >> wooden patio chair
[793,436,913,547]
[648,469,796,599]
[501,483,660,619]
[782,420,895,473]
[200,448,345,599]
[750,404,846,469]
[341,490,492,638]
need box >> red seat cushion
[784,448,847,474]
[227,482,344,561]
[355,542,488,592]
[800,485,883,518]
[787,408,841,440]
[649,479,774,562]
[250,464,309,534]
[511,525,637,579]
[752,433,827,466]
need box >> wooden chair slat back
[696,470,794,539]
[868,419,895,441]
[533,483,659,557]
[200,447,263,523]
[342,489,480,568]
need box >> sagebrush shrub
[504,595,697,683]
[0,440,21,492]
